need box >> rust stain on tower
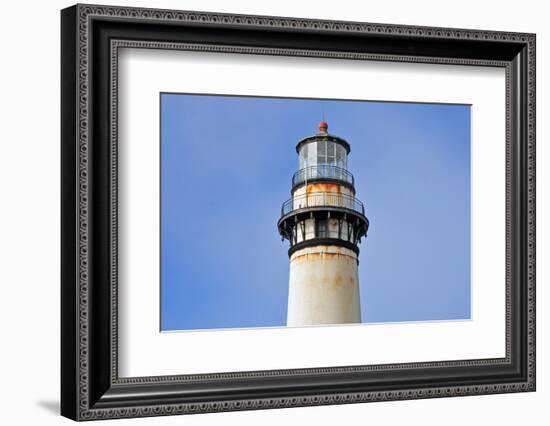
[306,183,341,193]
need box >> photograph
[160,94,471,331]
[57,3,536,420]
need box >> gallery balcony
[280,191,366,217]
[291,165,355,189]
[277,191,369,252]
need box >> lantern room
[293,121,353,189]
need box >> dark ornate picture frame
[61,3,536,421]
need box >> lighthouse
[278,121,369,326]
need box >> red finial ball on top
[319,121,328,133]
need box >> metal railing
[292,165,354,187]
[281,191,365,216]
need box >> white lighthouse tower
[278,121,369,326]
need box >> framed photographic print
[61,3,536,421]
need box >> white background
[119,49,506,376]
[0,0,547,425]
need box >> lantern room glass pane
[336,144,347,169]
[326,141,336,165]
[299,144,308,169]
[318,140,326,159]
[307,142,317,167]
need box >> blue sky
[160,93,471,331]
